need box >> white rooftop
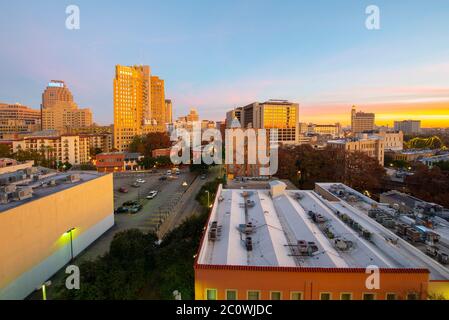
[197,183,449,280]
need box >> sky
[0,0,448,127]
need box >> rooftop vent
[67,174,81,183]
[269,180,286,198]
[245,237,253,251]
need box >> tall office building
[0,103,41,134]
[113,65,166,152]
[351,106,375,134]
[165,99,173,123]
[229,100,299,143]
[150,76,166,125]
[394,120,421,135]
[41,80,93,133]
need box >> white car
[146,190,158,199]
[136,178,146,183]
[166,170,172,175]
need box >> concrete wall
[0,173,114,300]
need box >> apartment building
[11,134,90,165]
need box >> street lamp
[38,281,52,300]
[65,228,76,262]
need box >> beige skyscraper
[113,65,166,151]
[351,106,375,133]
[41,80,93,133]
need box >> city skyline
[1,0,449,127]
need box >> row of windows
[205,289,419,301]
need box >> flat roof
[316,183,449,280]
[0,170,107,213]
[197,183,449,279]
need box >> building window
[206,289,217,300]
[290,292,303,300]
[386,293,397,300]
[363,293,376,300]
[340,293,352,300]
[270,291,282,300]
[226,290,237,300]
[320,293,332,300]
[247,291,260,300]
[407,293,418,300]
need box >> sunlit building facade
[230,100,299,143]
[113,65,166,152]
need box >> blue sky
[1,0,449,125]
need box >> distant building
[227,100,300,144]
[327,134,385,166]
[0,168,114,299]
[95,152,143,172]
[226,108,242,128]
[152,148,171,158]
[11,134,91,165]
[0,158,34,175]
[41,81,93,133]
[419,153,449,168]
[0,103,41,134]
[194,181,446,300]
[351,106,375,134]
[364,129,404,151]
[394,120,421,135]
[299,122,342,138]
[386,149,436,163]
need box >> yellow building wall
[0,173,114,290]
[428,281,449,300]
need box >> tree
[277,145,386,195]
[90,147,103,157]
[0,144,12,158]
[128,132,171,158]
[405,163,449,208]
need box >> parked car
[166,170,172,175]
[123,200,138,207]
[131,182,140,188]
[136,178,146,183]
[146,190,158,199]
[115,206,129,214]
[128,204,143,214]
[200,174,207,180]
[118,187,128,193]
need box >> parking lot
[76,168,199,261]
